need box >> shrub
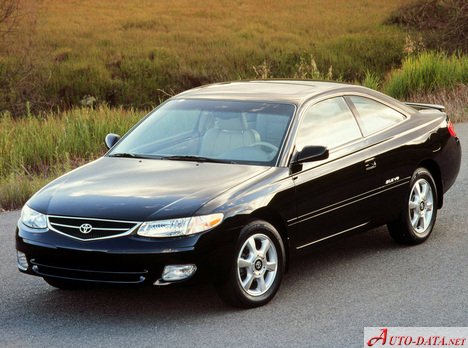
[387,0,468,53]
[384,51,468,99]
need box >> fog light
[161,264,197,282]
[16,251,29,271]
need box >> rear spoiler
[405,102,445,112]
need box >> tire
[216,220,285,308]
[388,168,438,245]
[43,277,84,290]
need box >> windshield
[109,99,295,166]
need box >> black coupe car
[16,80,461,307]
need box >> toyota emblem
[79,223,93,234]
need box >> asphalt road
[1,124,467,348]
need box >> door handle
[365,158,377,171]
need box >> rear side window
[349,96,405,136]
[296,97,362,150]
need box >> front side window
[296,97,362,151]
[109,99,295,166]
[349,96,406,136]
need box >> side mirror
[292,145,329,164]
[105,133,121,149]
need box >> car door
[345,95,411,224]
[289,96,384,250]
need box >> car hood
[28,157,270,221]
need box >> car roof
[174,80,367,104]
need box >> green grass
[0,173,59,211]
[1,0,466,210]
[0,105,142,178]
[362,70,382,91]
[0,105,143,210]
[2,53,467,211]
[385,52,468,99]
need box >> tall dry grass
[406,84,468,123]
[0,0,409,115]
[0,105,143,209]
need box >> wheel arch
[418,159,443,208]
[249,207,291,273]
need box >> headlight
[21,205,47,229]
[137,213,223,238]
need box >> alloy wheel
[236,233,278,297]
[408,178,434,235]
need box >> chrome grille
[48,215,140,241]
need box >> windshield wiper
[162,155,235,164]
[108,153,156,159]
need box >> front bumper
[16,220,240,285]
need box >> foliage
[1,0,467,210]
[384,51,468,99]
[0,0,408,116]
[387,0,467,53]
[362,71,382,91]
[405,84,468,123]
[0,105,143,210]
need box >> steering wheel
[248,142,279,153]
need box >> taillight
[447,121,457,137]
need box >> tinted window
[296,97,362,150]
[109,99,295,166]
[152,109,200,139]
[349,96,405,135]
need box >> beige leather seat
[199,113,260,157]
